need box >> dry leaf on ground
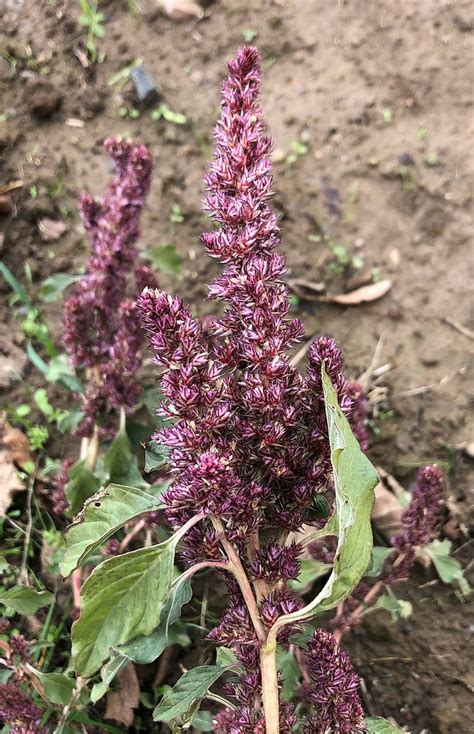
[323,279,392,305]
[158,0,204,19]
[105,664,140,727]
[0,413,33,516]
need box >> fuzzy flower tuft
[139,46,366,729]
[302,630,365,734]
[0,681,47,734]
[63,138,155,436]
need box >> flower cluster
[330,464,445,635]
[63,137,155,436]
[385,463,444,583]
[0,681,46,734]
[140,46,367,732]
[301,630,365,734]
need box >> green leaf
[192,710,214,732]
[32,671,76,706]
[366,546,393,578]
[144,440,169,472]
[289,558,331,592]
[0,260,33,308]
[365,716,403,733]
[215,647,238,667]
[0,587,53,615]
[276,649,300,700]
[90,652,131,703]
[57,408,85,434]
[118,574,192,664]
[281,366,378,624]
[72,531,185,677]
[143,244,182,275]
[315,366,378,611]
[61,484,161,577]
[40,273,82,303]
[65,459,101,516]
[374,592,412,621]
[424,539,471,595]
[153,665,227,722]
[104,423,149,490]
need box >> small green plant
[78,0,106,60]
[151,104,187,126]
[169,203,184,224]
[327,243,364,275]
[382,107,393,124]
[286,139,308,165]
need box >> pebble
[131,65,160,106]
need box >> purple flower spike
[0,681,47,734]
[302,630,365,734]
[63,138,154,436]
[139,47,368,729]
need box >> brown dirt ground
[1,1,473,732]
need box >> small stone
[271,148,286,164]
[131,65,160,106]
[420,351,439,367]
[25,80,62,120]
[367,157,379,167]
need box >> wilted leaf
[105,664,140,727]
[0,586,53,615]
[61,484,162,577]
[38,218,68,241]
[153,665,227,722]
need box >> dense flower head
[386,463,444,583]
[332,464,445,634]
[302,630,365,733]
[0,681,47,734]
[139,47,367,729]
[63,138,154,436]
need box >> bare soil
[1,1,473,732]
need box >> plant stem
[211,517,265,642]
[260,641,280,734]
[18,468,36,585]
